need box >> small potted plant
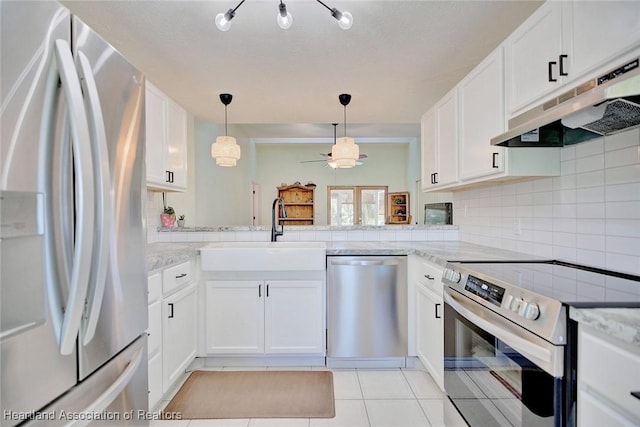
[161,206,176,227]
[177,214,185,228]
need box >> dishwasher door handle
[330,259,398,266]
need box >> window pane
[360,189,386,225]
[330,189,354,226]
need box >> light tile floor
[151,367,468,427]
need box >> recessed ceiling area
[61,0,544,139]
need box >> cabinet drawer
[148,299,162,357]
[162,260,192,295]
[148,272,162,304]
[418,260,444,295]
[579,327,640,420]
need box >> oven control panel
[465,275,505,307]
[442,263,567,345]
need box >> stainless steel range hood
[492,58,640,147]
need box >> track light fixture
[215,0,353,31]
[211,93,241,167]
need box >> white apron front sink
[200,241,326,271]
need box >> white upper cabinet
[166,100,188,189]
[565,1,640,81]
[421,89,459,190]
[145,82,168,187]
[145,81,188,192]
[506,0,640,117]
[505,1,565,116]
[458,47,506,181]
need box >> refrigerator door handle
[49,39,95,355]
[71,347,143,427]
[76,52,112,345]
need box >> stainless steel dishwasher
[327,256,408,368]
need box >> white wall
[192,120,255,226]
[454,128,640,276]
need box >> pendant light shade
[211,93,241,167]
[211,135,241,167]
[331,93,359,168]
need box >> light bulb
[337,11,353,30]
[215,11,233,31]
[277,11,293,29]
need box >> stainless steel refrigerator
[1,1,147,425]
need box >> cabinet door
[145,82,168,186]
[434,90,458,187]
[147,299,162,358]
[166,100,187,190]
[421,109,437,191]
[264,280,325,354]
[416,284,444,390]
[205,281,264,354]
[162,284,197,393]
[148,352,162,410]
[458,47,506,180]
[505,1,564,115]
[566,1,640,82]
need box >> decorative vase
[160,213,175,227]
[177,219,185,228]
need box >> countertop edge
[569,307,640,347]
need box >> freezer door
[72,17,148,380]
[24,335,148,427]
[0,2,77,424]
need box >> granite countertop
[570,307,640,347]
[147,242,203,271]
[146,240,543,271]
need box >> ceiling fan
[301,124,368,168]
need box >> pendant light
[331,94,359,168]
[211,93,241,167]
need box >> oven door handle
[444,289,563,377]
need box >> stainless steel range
[441,261,640,427]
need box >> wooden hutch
[277,182,316,225]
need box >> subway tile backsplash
[454,128,640,275]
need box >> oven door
[443,288,566,427]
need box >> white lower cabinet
[146,259,197,406]
[416,284,443,389]
[577,325,640,426]
[414,260,445,391]
[146,272,163,409]
[205,279,324,355]
[162,283,197,393]
[147,352,163,409]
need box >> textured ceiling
[61,0,543,139]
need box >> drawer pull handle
[631,391,640,401]
[175,273,187,279]
[492,152,499,168]
[425,275,434,280]
[168,303,174,318]
[435,303,441,319]
[259,284,262,297]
